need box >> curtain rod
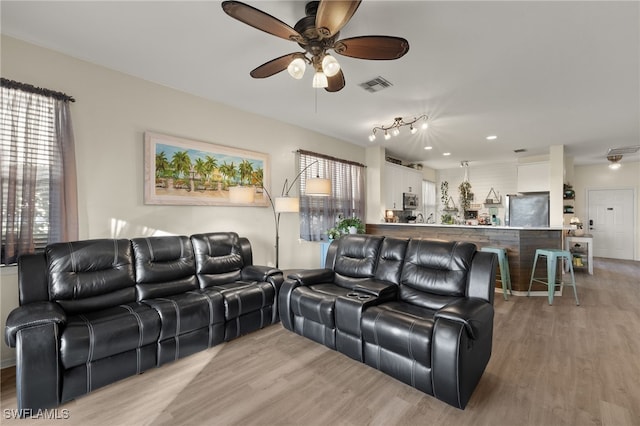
[1,78,76,103]
[297,149,366,168]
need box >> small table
[565,234,593,275]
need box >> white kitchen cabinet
[384,163,423,210]
[517,162,549,192]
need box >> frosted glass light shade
[305,178,331,196]
[321,55,340,77]
[228,186,255,204]
[274,196,299,213]
[312,71,328,88]
[287,58,306,79]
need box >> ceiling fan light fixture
[312,71,328,88]
[321,54,340,77]
[607,154,623,170]
[287,57,306,79]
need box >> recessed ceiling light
[486,135,497,140]
[443,152,451,156]
[424,146,433,150]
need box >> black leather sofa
[4,232,283,415]
[279,234,497,409]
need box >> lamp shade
[305,178,331,196]
[228,186,255,204]
[274,196,299,213]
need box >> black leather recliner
[4,232,283,415]
[279,234,496,409]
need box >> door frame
[585,186,637,260]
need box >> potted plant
[326,216,365,240]
[338,217,365,234]
[459,180,473,217]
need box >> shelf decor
[484,187,502,205]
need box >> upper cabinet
[517,162,549,192]
[384,162,423,210]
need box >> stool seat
[480,247,512,300]
[527,248,579,305]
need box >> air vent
[607,145,640,156]
[514,148,527,153]
[359,76,393,93]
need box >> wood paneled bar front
[366,223,563,293]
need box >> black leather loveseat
[279,234,497,409]
[4,232,283,415]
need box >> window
[298,150,365,241]
[422,180,437,223]
[0,79,78,265]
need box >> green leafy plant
[326,216,365,239]
[459,180,473,214]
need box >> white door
[587,189,635,260]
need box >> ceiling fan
[221,0,410,92]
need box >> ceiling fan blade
[325,70,345,92]
[250,53,301,79]
[334,36,410,60]
[222,1,303,43]
[315,0,362,38]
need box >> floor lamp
[263,160,331,268]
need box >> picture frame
[144,132,270,206]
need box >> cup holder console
[347,292,371,300]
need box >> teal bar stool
[527,249,579,305]
[481,247,512,300]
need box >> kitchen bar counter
[366,223,563,294]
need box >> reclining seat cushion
[290,235,385,327]
[399,239,476,311]
[191,232,273,319]
[191,232,275,340]
[49,238,161,367]
[132,236,217,339]
[60,302,161,369]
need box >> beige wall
[0,36,365,366]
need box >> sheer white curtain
[298,150,366,241]
[0,80,78,265]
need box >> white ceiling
[2,1,639,170]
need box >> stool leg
[528,253,539,297]
[499,256,508,301]
[504,254,513,295]
[547,255,556,305]
[566,256,580,306]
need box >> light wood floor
[1,257,639,426]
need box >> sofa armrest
[5,301,67,348]
[434,298,493,341]
[241,265,282,282]
[287,268,335,285]
[353,280,398,298]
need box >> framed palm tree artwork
[144,132,270,206]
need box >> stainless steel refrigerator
[505,193,550,227]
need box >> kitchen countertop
[375,222,563,231]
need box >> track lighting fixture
[368,115,428,141]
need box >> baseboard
[1,358,16,369]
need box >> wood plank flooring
[1,257,639,425]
